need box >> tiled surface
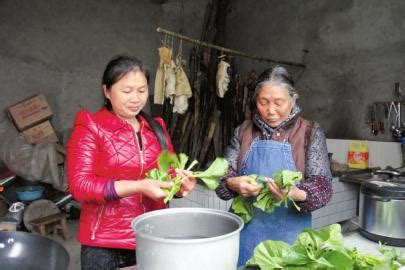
[171,177,360,230]
[312,177,359,229]
[169,184,233,211]
[171,139,403,228]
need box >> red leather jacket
[67,108,173,250]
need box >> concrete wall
[225,0,405,141]
[0,0,208,135]
[2,0,405,143]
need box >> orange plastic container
[348,141,369,169]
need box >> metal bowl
[0,231,69,270]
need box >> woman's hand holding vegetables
[231,171,304,223]
[139,180,174,200]
[267,179,307,202]
[175,169,197,197]
[114,179,173,201]
[226,176,262,197]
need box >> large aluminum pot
[0,231,69,270]
[132,207,243,270]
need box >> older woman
[215,66,332,266]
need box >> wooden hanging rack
[156,27,306,68]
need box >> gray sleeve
[215,126,241,200]
[296,127,333,212]
[223,126,241,174]
[305,127,332,179]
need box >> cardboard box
[7,94,53,131]
[22,120,58,144]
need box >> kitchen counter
[344,229,405,255]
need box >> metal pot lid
[361,180,405,199]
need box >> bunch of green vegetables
[146,151,229,203]
[246,223,405,269]
[231,170,302,223]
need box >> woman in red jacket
[67,55,196,269]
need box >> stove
[340,167,405,184]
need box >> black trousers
[81,245,136,270]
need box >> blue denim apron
[237,139,311,266]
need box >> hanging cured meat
[154,47,173,105]
[216,59,231,98]
[163,60,177,103]
[172,56,192,114]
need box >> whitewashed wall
[326,139,402,169]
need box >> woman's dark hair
[138,111,168,150]
[102,55,167,150]
[252,66,298,106]
[102,55,148,110]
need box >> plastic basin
[15,185,45,201]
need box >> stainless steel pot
[359,179,405,246]
[0,231,69,270]
[132,207,243,270]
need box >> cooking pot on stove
[359,170,405,246]
[132,207,243,270]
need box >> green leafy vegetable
[231,170,302,224]
[146,151,229,203]
[247,174,268,187]
[246,240,291,269]
[253,188,277,213]
[246,224,405,270]
[192,157,229,189]
[231,196,253,223]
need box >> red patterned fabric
[67,108,172,250]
